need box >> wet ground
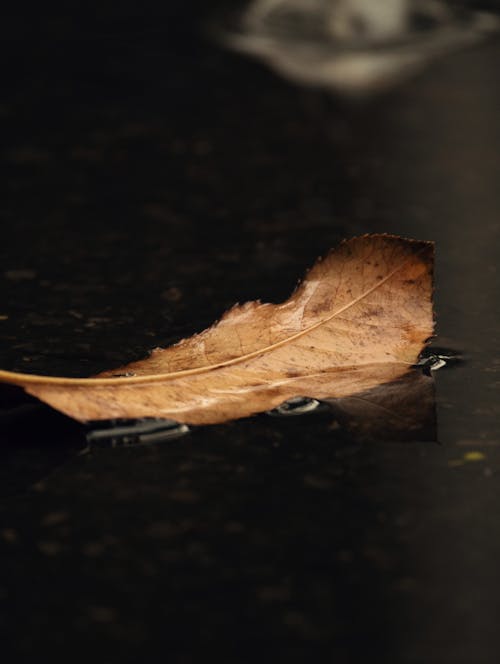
[1,2,499,662]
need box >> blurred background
[1,1,500,662]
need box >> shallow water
[0,2,499,662]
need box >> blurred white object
[224,0,499,95]
[328,0,412,40]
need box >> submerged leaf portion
[0,234,434,425]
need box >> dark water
[0,2,499,662]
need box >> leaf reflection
[324,369,436,442]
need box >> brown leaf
[0,235,434,425]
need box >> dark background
[1,2,500,662]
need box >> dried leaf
[0,235,434,425]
